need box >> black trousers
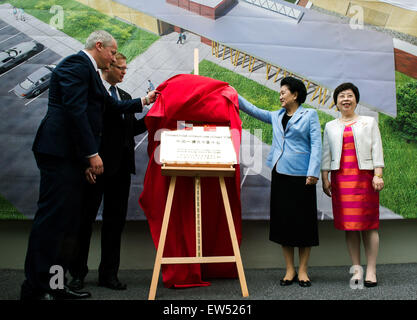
[69,165,131,280]
[23,153,84,295]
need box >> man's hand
[146,90,159,104]
[88,154,104,175]
[85,167,97,184]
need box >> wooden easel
[148,49,248,300]
[148,164,249,300]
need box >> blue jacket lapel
[277,109,285,135]
[285,106,305,132]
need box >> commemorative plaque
[160,125,237,166]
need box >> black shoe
[21,291,56,301]
[298,278,312,287]
[38,293,55,300]
[20,281,35,301]
[364,280,378,288]
[20,280,49,301]
[50,285,91,300]
[98,277,127,290]
[68,277,84,291]
[280,273,298,286]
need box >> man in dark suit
[21,30,157,300]
[68,53,147,291]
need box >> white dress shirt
[82,49,98,72]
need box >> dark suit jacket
[32,51,143,161]
[100,87,147,176]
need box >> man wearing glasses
[68,52,148,291]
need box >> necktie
[109,85,118,100]
[110,85,124,119]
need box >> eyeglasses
[111,65,128,71]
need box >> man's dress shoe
[21,291,55,301]
[51,286,91,300]
[20,280,90,300]
[68,277,84,291]
[38,293,55,300]
[98,278,127,290]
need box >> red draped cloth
[139,74,242,288]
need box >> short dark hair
[280,76,307,104]
[115,52,127,61]
[333,82,360,105]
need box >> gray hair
[85,30,115,49]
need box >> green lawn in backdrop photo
[2,0,159,62]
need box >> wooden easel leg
[219,177,249,297]
[148,176,177,300]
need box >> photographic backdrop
[0,0,415,220]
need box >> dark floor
[1,263,416,301]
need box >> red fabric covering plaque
[139,74,242,288]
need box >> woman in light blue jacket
[238,77,322,287]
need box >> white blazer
[321,116,384,171]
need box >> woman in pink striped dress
[321,83,385,288]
